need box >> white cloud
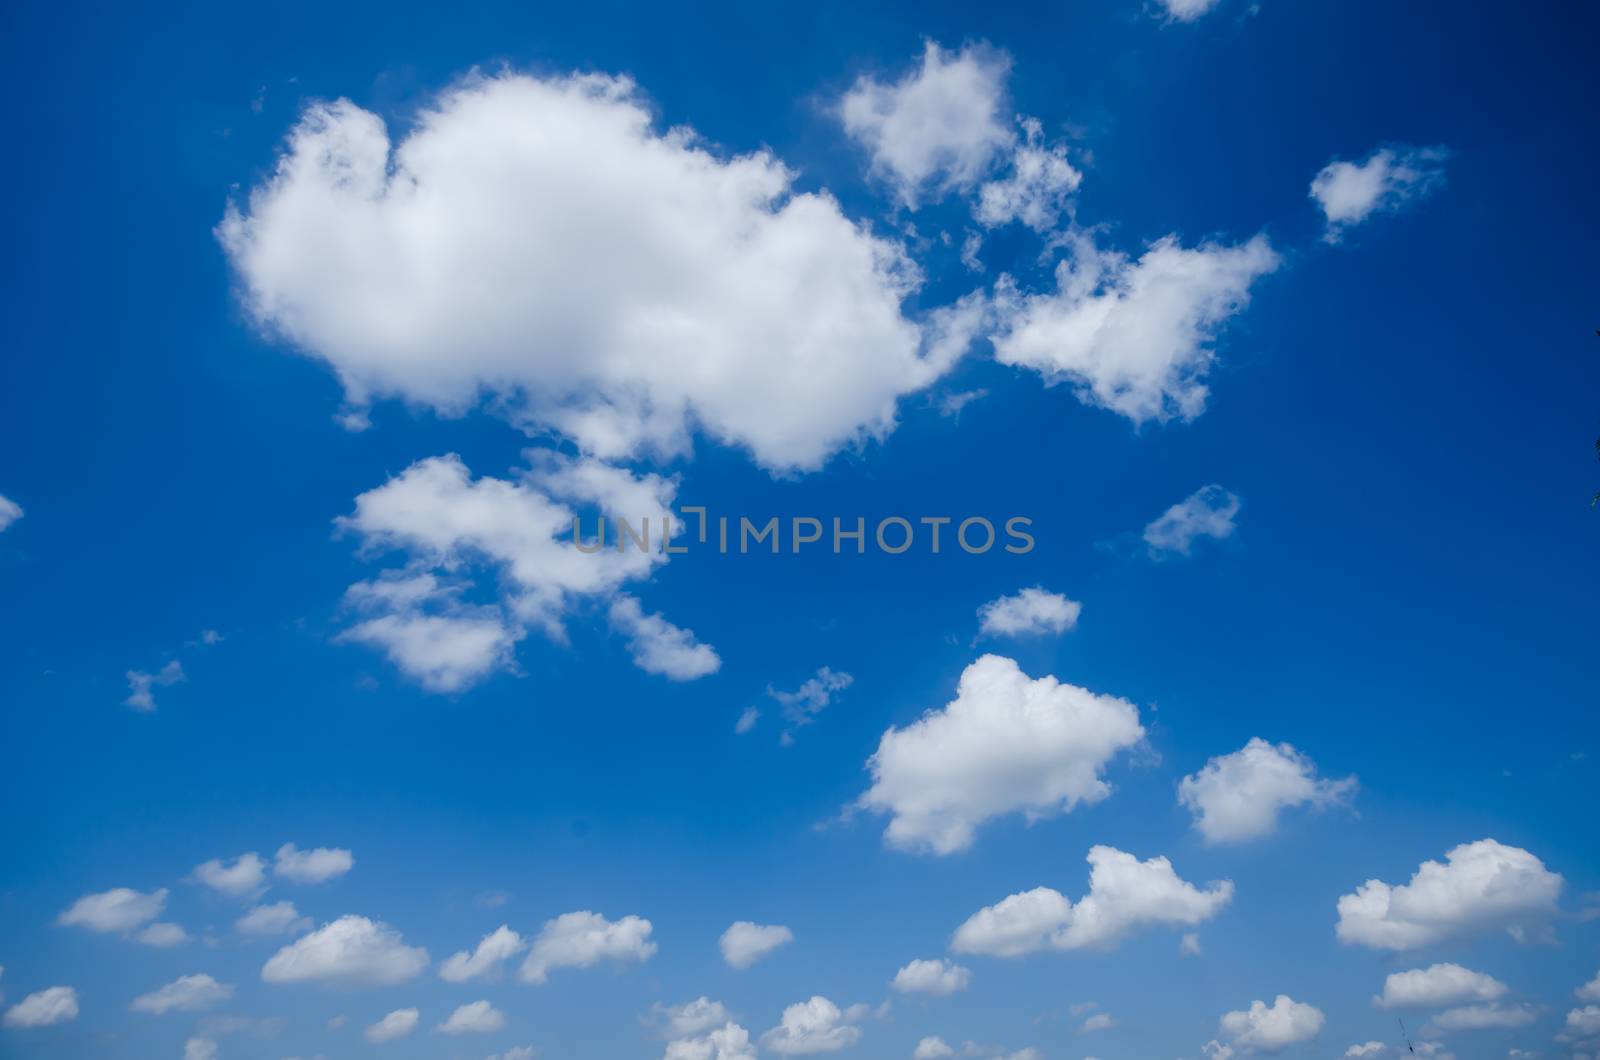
[771,667,853,735]
[860,655,1145,854]
[1217,996,1325,1053]
[131,974,234,1015]
[1143,485,1240,557]
[1179,738,1357,842]
[439,925,525,982]
[1564,1006,1600,1039]
[914,1037,955,1059]
[58,886,170,936]
[437,1000,507,1034]
[651,998,733,1039]
[1579,970,1600,1002]
[1157,0,1224,22]
[236,901,312,937]
[1344,1043,1385,1057]
[1080,1013,1116,1033]
[365,1008,419,1043]
[840,41,1014,208]
[1180,932,1203,956]
[1310,146,1448,241]
[273,843,353,884]
[1374,964,1508,1009]
[665,1021,758,1060]
[192,853,267,898]
[183,1037,218,1060]
[125,660,185,711]
[891,958,972,996]
[735,707,760,735]
[1335,839,1563,950]
[1423,1003,1537,1033]
[4,986,79,1029]
[993,231,1277,424]
[976,587,1081,637]
[0,494,22,532]
[221,72,972,474]
[975,118,1081,232]
[719,921,793,969]
[608,595,721,680]
[952,845,1232,956]
[520,910,656,983]
[487,1047,541,1060]
[761,996,863,1055]
[137,922,191,947]
[260,915,428,986]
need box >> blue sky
[1,1,1597,1058]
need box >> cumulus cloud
[439,925,525,982]
[1179,738,1357,842]
[770,667,853,736]
[236,901,312,937]
[437,1000,507,1034]
[1157,0,1224,21]
[260,915,428,986]
[665,1021,758,1060]
[131,974,234,1015]
[1423,1003,1537,1034]
[993,231,1277,425]
[1143,485,1241,557]
[183,1037,218,1060]
[651,998,734,1039]
[974,118,1081,232]
[1578,970,1600,1002]
[976,587,1081,637]
[1335,839,1563,950]
[364,1007,419,1043]
[520,911,656,984]
[0,494,22,532]
[125,659,185,711]
[1080,1013,1116,1033]
[273,843,353,884]
[221,72,974,474]
[840,41,1014,208]
[192,853,267,898]
[719,921,794,969]
[1211,996,1324,1054]
[608,595,721,680]
[1310,146,1448,242]
[1374,964,1508,1009]
[58,887,185,945]
[761,996,863,1055]
[860,655,1145,854]
[4,986,79,1029]
[952,845,1232,956]
[891,958,972,996]
[914,1037,955,1058]
[1563,1005,1600,1040]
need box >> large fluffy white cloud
[260,914,429,986]
[57,887,187,946]
[439,924,525,982]
[3,986,78,1029]
[220,71,977,474]
[992,232,1278,424]
[840,41,1014,208]
[1143,484,1241,557]
[192,853,267,898]
[719,921,794,969]
[666,1021,759,1060]
[859,655,1145,854]
[519,910,656,984]
[891,958,972,995]
[1178,738,1357,843]
[976,587,1081,637]
[760,996,863,1055]
[364,1007,419,1043]
[131,974,234,1015]
[273,843,353,884]
[1310,145,1448,242]
[1335,839,1563,950]
[1373,964,1508,1009]
[1215,996,1325,1053]
[952,845,1233,956]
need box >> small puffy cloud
[952,845,1232,956]
[719,921,793,969]
[651,998,733,1039]
[1310,146,1448,242]
[735,707,760,735]
[1374,964,1508,1009]
[891,958,972,996]
[771,668,853,735]
[992,232,1278,425]
[183,1037,218,1060]
[221,72,969,475]
[665,1021,758,1060]
[192,853,267,898]
[860,655,1145,855]
[608,595,720,680]
[0,494,22,532]
[125,660,185,711]
[1335,839,1563,950]
[137,922,191,947]
[914,1037,955,1059]
[131,974,234,1015]
[1157,0,1224,21]
[1579,970,1600,1002]
[520,911,656,984]
[1143,485,1240,558]
[977,587,1081,637]
[1180,932,1203,956]
[1345,1043,1385,1057]
[974,118,1081,233]
[437,1000,507,1034]
[237,901,312,937]
[1217,996,1325,1053]
[58,886,169,936]
[4,986,79,1029]
[1423,1003,1537,1034]
[365,1007,419,1043]
[439,925,526,982]
[273,843,353,884]
[1563,1005,1600,1039]
[488,1048,541,1060]
[1080,1013,1116,1033]
[840,41,1014,208]
[1179,738,1357,843]
[761,996,863,1055]
[260,915,428,986]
